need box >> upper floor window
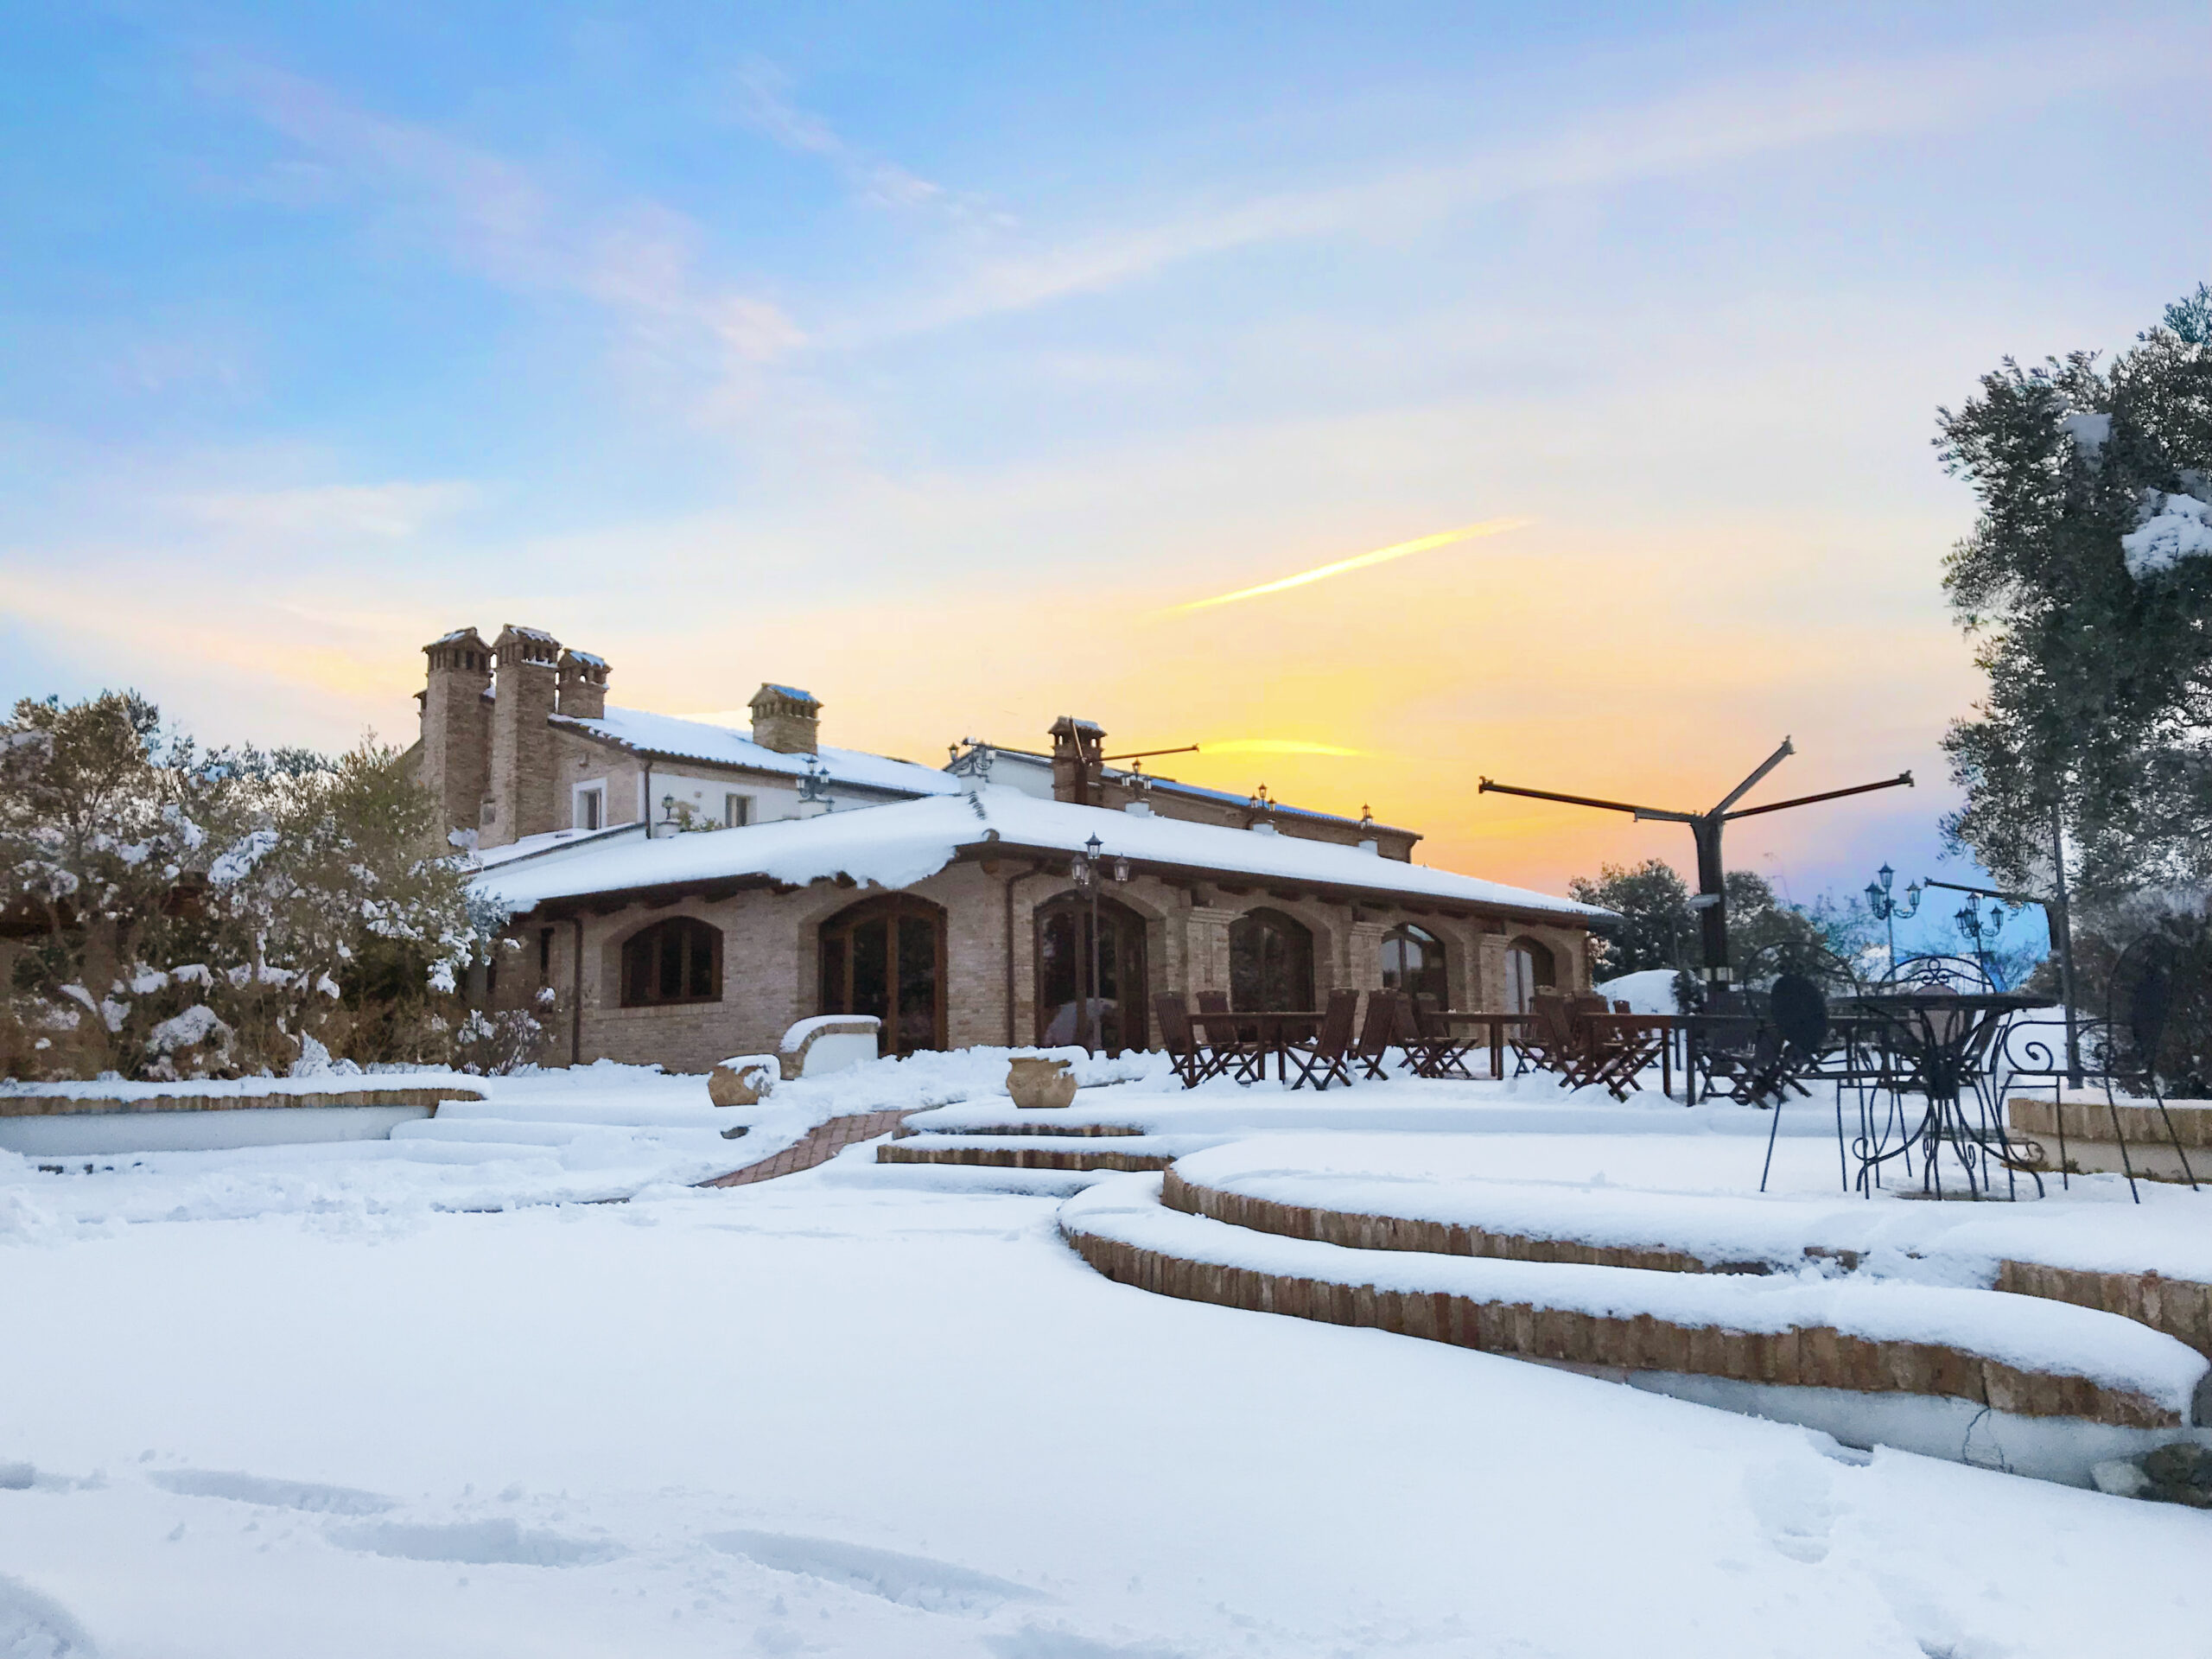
[621,917,721,1007]
[725,793,752,828]
[575,783,605,832]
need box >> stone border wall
[878,1141,1173,1173]
[892,1120,1146,1140]
[1064,1221,2183,1428]
[1161,1168,1774,1274]
[1997,1262,2212,1361]
[0,1086,484,1119]
[1166,1170,2212,1363]
[2009,1095,2212,1150]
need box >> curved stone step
[1060,1174,2212,1431]
[877,1133,1205,1173]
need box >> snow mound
[1596,969,1681,1014]
[0,1573,97,1658]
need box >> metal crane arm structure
[1478,739,1913,982]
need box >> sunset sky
[4,2,2206,954]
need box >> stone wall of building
[514,855,1592,1072]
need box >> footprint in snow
[0,1572,99,1658]
[327,1517,622,1567]
[1744,1458,1840,1565]
[708,1529,1052,1618]
[149,1469,396,1516]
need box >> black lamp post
[1069,835,1107,1053]
[1865,863,1923,977]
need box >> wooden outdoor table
[1189,1009,1322,1084]
[1423,1011,1533,1080]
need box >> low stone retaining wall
[1065,1222,2184,1428]
[2008,1094,2212,1150]
[878,1141,1173,1173]
[0,1086,482,1118]
[1165,1169,2212,1364]
[1997,1261,2212,1362]
[1162,1168,1769,1274]
[892,1121,1147,1140]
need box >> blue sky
[3,2,2206,956]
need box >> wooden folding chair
[1284,989,1361,1090]
[1190,989,1265,1084]
[1353,988,1405,1080]
[1152,992,1223,1088]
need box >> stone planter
[709,1055,779,1108]
[1007,1056,1077,1110]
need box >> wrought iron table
[1833,991,2052,1198]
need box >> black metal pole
[2050,801,2082,1088]
[1088,881,1102,1057]
[1690,816,1729,983]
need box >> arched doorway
[1230,907,1315,1012]
[819,895,945,1055]
[1380,923,1448,1007]
[1504,936,1557,1013]
[1035,893,1148,1053]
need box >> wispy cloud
[862,29,2191,338]
[731,60,1008,230]
[181,480,481,541]
[202,58,807,373]
[1200,739,1364,758]
[1172,518,1530,613]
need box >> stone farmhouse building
[408,624,1611,1071]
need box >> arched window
[620,917,721,1007]
[1230,907,1315,1012]
[820,895,945,1056]
[1381,924,1448,1006]
[1503,936,1557,1014]
[1036,893,1148,1053]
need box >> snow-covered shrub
[0,692,483,1080]
[450,1007,546,1076]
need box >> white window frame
[574,782,607,833]
[724,792,753,829]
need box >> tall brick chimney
[748,683,820,754]
[416,627,492,839]
[1049,716,1105,805]
[557,648,608,721]
[485,626,561,847]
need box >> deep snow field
[2,1055,2209,1656]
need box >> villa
[410,625,1611,1069]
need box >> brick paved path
[698,1109,913,1187]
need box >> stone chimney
[1049,716,1106,806]
[416,627,492,838]
[485,626,561,847]
[748,683,820,754]
[557,649,608,721]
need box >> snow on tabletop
[1060,1175,2211,1411]
[476,786,1616,918]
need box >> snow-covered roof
[552,706,963,798]
[474,788,1612,923]
[958,744,1414,836]
[467,821,646,872]
[757,683,817,704]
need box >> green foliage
[1568,859,1691,976]
[1570,859,1879,991]
[1936,286,2212,899]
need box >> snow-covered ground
[3,1053,2209,1656]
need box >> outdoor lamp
[1085,834,1103,861]
[1113,857,1130,884]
